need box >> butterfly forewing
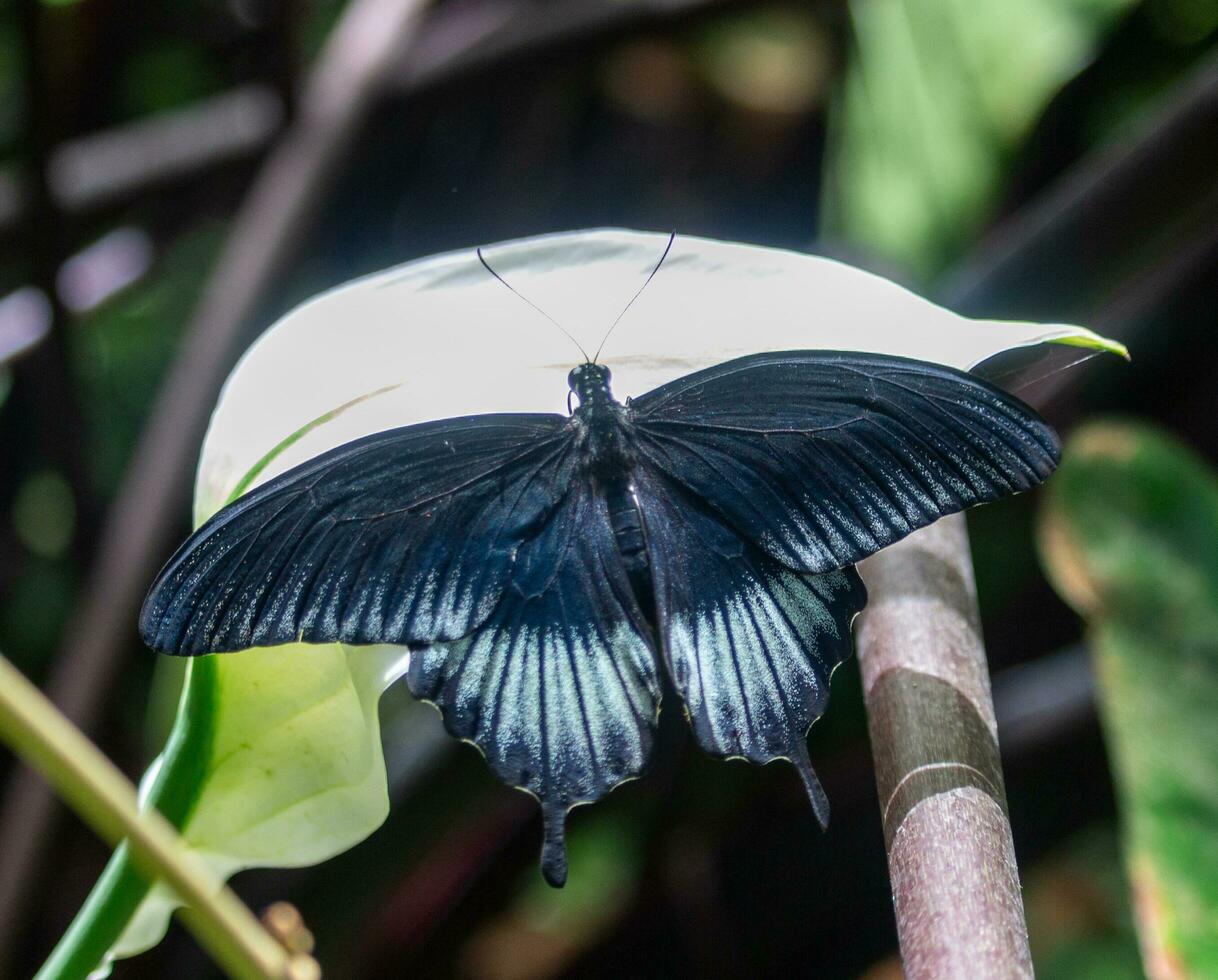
[630,350,1060,574]
[140,414,576,655]
[407,482,661,886]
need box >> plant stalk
[0,653,317,980]
[856,515,1032,979]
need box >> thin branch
[391,0,740,93]
[47,85,284,212]
[0,0,433,966]
[0,653,318,980]
[856,515,1033,979]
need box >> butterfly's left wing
[407,480,661,887]
[629,350,1059,574]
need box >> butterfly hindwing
[634,468,866,824]
[140,414,576,655]
[630,350,1059,573]
[406,481,661,886]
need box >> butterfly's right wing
[629,350,1059,574]
[140,414,577,655]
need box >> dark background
[3,0,1217,977]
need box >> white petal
[196,228,1121,515]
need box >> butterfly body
[142,349,1060,886]
[567,363,659,619]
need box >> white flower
[196,228,1121,519]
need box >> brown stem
[856,515,1033,979]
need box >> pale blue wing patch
[406,484,660,886]
[636,469,866,825]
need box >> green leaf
[826,0,1136,275]
[105,643,405,963]
[1039,421,1218,978]
[42,408,408,978]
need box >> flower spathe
[100,230,1123,969]
[196,229,1122,518]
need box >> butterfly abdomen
[602,475,654,618]
[570,375,657,618]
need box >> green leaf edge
[1039,420,1218,977]
[222,383,401,506]
[1047,333,1130,360]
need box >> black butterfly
[141,337,1058,885]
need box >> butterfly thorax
[568,363,636,476]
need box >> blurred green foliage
[0,555,74,672]
[1027,829,1144,980]
[1041,421,1218,977]
[116,41,225,118]
[11,468,74,558]
[826,0,1137,277]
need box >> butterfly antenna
[477,247,590,362]
[592,230,676,364]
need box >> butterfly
[140,242,1059,887]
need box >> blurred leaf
[1147,0,1218,46]
[0,557,74,675]
[11,469,75,559]
[116,41,224,117]
[1026,828,1144,980]
[827,0,1136,276]
[1040,421,1218,978]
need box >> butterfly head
[568,363,614,407]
